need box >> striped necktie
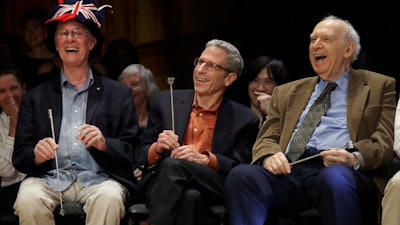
[287,82,337,162]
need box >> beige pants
[13,177,127,225]
[382,171,400,225]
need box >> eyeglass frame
[55,28,91,39]
[194,57,233,73]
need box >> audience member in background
[86,29,108,77]
[103,38,140,80]
[118,64,159,183]
[12,1,140,225]
[225,15,396,225]
[0,66,26,224]
[381,96,400,225]
[118,64,159,140]
[15,6,61,91]
[136,39,259,225]
[88,53,109,77]
[227,55,288,127]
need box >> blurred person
[136,39,259,225]
[12,1,140,225]
[15,5,61,91]
[103,38,140,80]
[118,64,159,183]
[225,15,396,225]
[0,66,26,224]
[118,64,159,140]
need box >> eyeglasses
[194,58,232,73]
[55,28,89,39]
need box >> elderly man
[12,1,140,225]
[225,15,396,225]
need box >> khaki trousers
[13,177,127,225]
[382,171,400,225]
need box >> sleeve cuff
[202,151,218,170]
[147,142,162,165]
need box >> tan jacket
[253,68,396,193]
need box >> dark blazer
[253,68,397,192]
[136,89,259,178]
[12,72,140,194]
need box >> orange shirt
[148,95,222,170]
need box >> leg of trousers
[176,189,203,225]
[381,170,400,225]
[148,158,225,225]
[314,164,378,225]
[225,159,378,225]
[13,177,127,225]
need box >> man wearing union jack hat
[12,1,141,225]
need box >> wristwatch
[352,153,361,170]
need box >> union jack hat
[46,0,112,29]
[45,0,112,55]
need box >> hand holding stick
[289,141,354,166]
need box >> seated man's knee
[316,164,354,189]
[226,164,259,188]
[95,181,125,200]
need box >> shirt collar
[318,69,349,93]
[192,93,223,112]
[60,67,94,90]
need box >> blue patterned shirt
[42,68,109,191]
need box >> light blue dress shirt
[286,70,351,153]
[42,68,109,192]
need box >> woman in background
[119,64,159,183]
[119,64,159,140]
[0,66,26,224]
[227,55,288,127]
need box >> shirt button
[194,128,198,132]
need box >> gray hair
[205,39,244,77]
[118,64,159,101]
[320,15,361,63]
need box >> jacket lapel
[175,90,194,141]
[347,69,369,141]
[86,76,102,124]
[281,78,319,148]
[213,98,232,153]
[45,76,63,141]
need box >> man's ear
[89,37,97,51]
[225,72,237,87]
[344,41,355,59]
